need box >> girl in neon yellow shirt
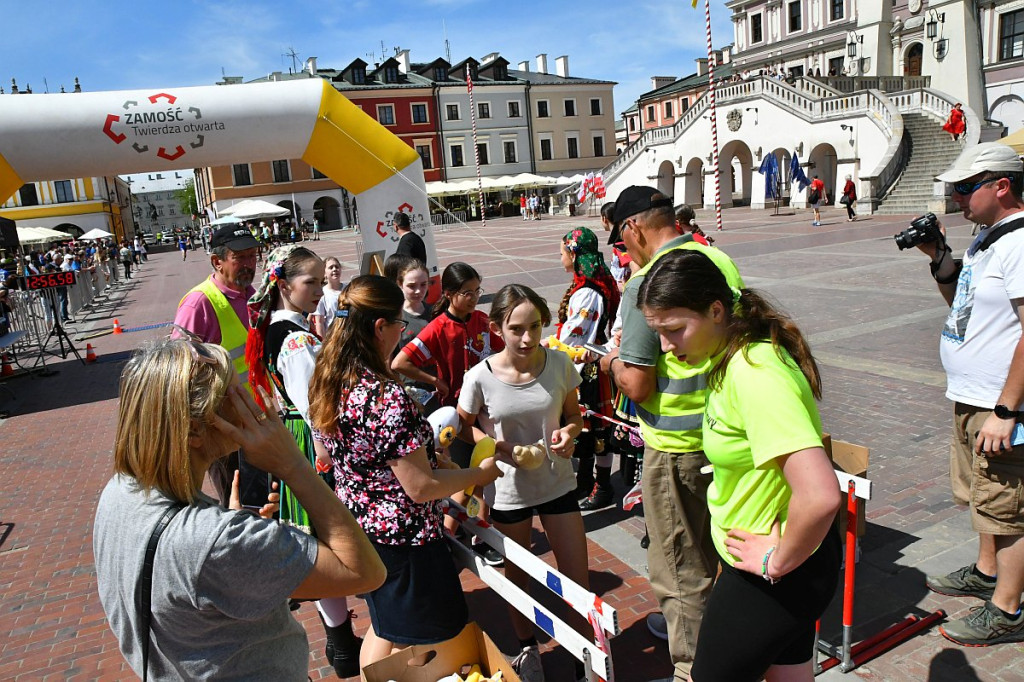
[638,249,841,682]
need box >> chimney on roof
[555,55,569,78]
[396,49,411,74]
[305,56,318,76]
[720,46,731,64]
[651,76,675,89]
[536,53,548,74]
[73,77,81,93]
[696,58,709,77]
[518,61,530,72]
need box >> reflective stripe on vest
[181,277,250,387]
[632,241,744,453]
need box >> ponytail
[637,249,820,399]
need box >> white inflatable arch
[0,79,436,275]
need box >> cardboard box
[361,622,521,682]
[822,434,869,537]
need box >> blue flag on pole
[790,153,810,190]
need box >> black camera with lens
[894,213,943,250]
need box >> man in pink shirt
[173,224,260,504]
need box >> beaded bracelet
[761,546,779,584]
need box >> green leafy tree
[175,178,199,224]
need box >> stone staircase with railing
[874,112,963,215]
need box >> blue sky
[4,0,733,115]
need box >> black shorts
[690,525,841,681]
[490,489,580,525]
[364,538,468,645]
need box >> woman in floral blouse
[557,226,621,510]
[309,275,500,670]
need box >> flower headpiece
[247,244,303,328]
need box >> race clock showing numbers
[22,271,75,290]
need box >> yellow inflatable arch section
[0,79,436,273]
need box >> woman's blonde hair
[114,337,233,503]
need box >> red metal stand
[814,478,945,674]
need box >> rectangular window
[829,56,845,76]
[788,1,802,32]
[590,98,602,116]
[508,100,521,118]
[416,144,433,169]
[751,14,763,43]
[476,143,489,165]
[537,100,550,117]
[593,135,605,158]
[665,101,673,119]
[233,163,252,186]
[18,183,39,206]
[567,136,579,159]
[790,65,804,79]
[377,105,395,125]
[54,180,74,203]
[628,118,636,131]
[503,140,517,164]
[681,97,690,112]
[564,99,577,117]
[169,207,176,215]
[272,160,290,183]
[446,103,460,120]
[411,103,428,124]
[830,0,843,21]
[312,167,327,179]
[1001,10,1024,61]
[450,144,464,167]
[647,105,656,122]
[478,102,491,119]
[540,138,553,161]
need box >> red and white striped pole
[465,66,487,228]
[704,0,724,231]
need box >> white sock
[316,597,351,627]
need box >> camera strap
[976,216,1024,253]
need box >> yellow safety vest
[179,277,250,388]
[632,242,744,453]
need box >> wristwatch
[993,404,1020,420]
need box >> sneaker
[646,612,668,641]
[926,564,995,600]
[472,541,504,567]
[579,484,614,511]
[511,644,545,682]
[940,601,1024,646]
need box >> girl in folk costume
[557,226,621,510]
[244,245,363,678]
[943,102,966,141]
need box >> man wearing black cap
[173,224,261,505]
[598,185,743,680]
[393,211,427,265]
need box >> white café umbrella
[80,228,114,241]
[218,199,290,220]
[210,215,243,226]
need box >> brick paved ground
[1,202,1022,681]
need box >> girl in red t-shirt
[392,262,503,408]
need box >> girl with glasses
[310,275,500,670]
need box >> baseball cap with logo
[210,224,260,251]
[608,186,674,244]
[935,142,1024,183]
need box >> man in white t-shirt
[919,142,1024,646]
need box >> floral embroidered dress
[316,369,444,545]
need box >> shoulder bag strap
[137,503,185,682]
